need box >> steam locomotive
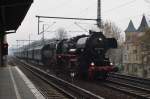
[14,30,118,79]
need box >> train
[14,30,118,79]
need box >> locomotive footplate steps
[0,66,45,99]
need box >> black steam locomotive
[14,31,118,79]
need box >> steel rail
[15,57,104,99]
[109,73,150,88]
[102,82,150,99]
[102,73,150,99]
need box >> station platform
[0,66,45,99]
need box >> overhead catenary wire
[103,0,137,14]
[37,0,140,23]
[73,0,139,28]
[112,13,150,30]
[74,22,89,32]
[39,22,56,35]
[116,12,150,23]
[76,0,137,17]
[76,1,96,17]
[37,0,149,34]
[43,0,74,12]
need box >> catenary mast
[97,0,101,29]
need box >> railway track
[9,57,70,99]
[11,56,150,99]
[12,57,104,99]
[109,73,150,89]
[102,73,150,99]
[20,66,69,99]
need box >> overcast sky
[7,0,150,47]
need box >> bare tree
[56,27,68,40]
[103,21,124,70]
[103,21,123,45]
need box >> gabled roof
[0,0,33,34]
[137,15,149,32]
[125,20,136,33]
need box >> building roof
[125,20,136,33]
[0,0,33,34]
[137,15,149,32]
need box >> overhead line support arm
[36,15,97,21]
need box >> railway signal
[2,43,8,56]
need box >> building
[123,15,150,78]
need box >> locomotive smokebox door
[106,38,117,48]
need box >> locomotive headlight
[90,62,95,66]
[110,62,113,65]
[99,38,102,41]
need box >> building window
[135,55,138,61]
[127,45,129,50]
[133,49,137,54]
[124,55,127,61]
